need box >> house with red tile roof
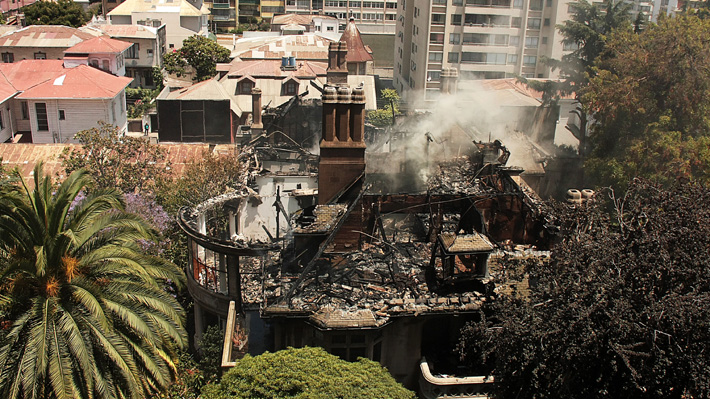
[0,60,132,144]
[0,26,100,64]
[62,36,133,77]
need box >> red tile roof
[226,59,327,78]
[64,35,132,54]
[271,14,337,25]
[340,19,373,63]
[16,64,132,100]
[0,25,97,48]
[0,60,66,91]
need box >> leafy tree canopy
[23,0,87,27]
[366,89,400,128]
[0,163,187,399]
[162,36,231,82]
[60,122,169,194]
[582,15,710,188]
[459,179,710,399]
[200,347,415,399]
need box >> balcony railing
[419,357,494,399]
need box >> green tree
[459,180,710,399]
[60,122,169,194]
[162,36,230,82]
[524,0,631,152]
[582,15,710,188]
[200,347,415,399]
[366,89,400,128]
[0,163,187,399]
[23,0,87,27]
[198,324,225,384]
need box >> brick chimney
[251,88,263,129]
[326,42,348,86]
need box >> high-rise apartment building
[285,0,398,33]
[394,0,576,99]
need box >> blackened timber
[284,181,370,303]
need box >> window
[544,18,550,26]
[430,33,444,43]
[513,0,522,7]
[34,52,46,60]
[507,54,518,64]
[386,1,397,7]
[433,0,446,4]
[411,43,417,53]
[453,0,463,5]
[542,36,548,44]
[546,0,552,6]
[428,52,443,62]
[529,0,542,9]
[21,101,28,120]
[414,6,419,17]
[448,52,459,62]
[567,4,576,12]
[35,103,48,131]
[0,110,4,130]
[283,80,298,95]
[1,52,13,63]
[461,52,506,64]
[169,43,175,48]
[523,55,537,66]
[410,60,416,70]
[451,14,462,25]
[511,17,521,27]
[525,36,539,48]
[450,33,461,44]
[527,18,541,29]
[102,60,110,71]
[427,70,441,81]
[510,36,520,46]
[238,80,254,94]
[126,43,140,59]
[58,110,66,120]
[563,41,579,51]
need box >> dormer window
[282,78,299,96]
[236,76,256,95]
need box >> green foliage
[200,347,415,399]
[227,18,270,34]
[583,15,710,188]
[0,163,187,399]
[459,180,710,398]
[198,325,226,384]
[156,352,205,399]
[60,122,170,194]
[155,149,243,215]
[153,66,166,91]
[22,0,87,27]
[163,36,230,82]
[366,89,400,128]
[126,87,159,118]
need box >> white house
[63,36,132,77]
[0,60,132,143]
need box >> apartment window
[430,33,444,44]
[411,43,417,53]
[414,6,419,17]
[126,43,140,59]
[523,55,537,66]
[529,0,542,9]
[546,0,551,6]
[448,52,459,62]
[525,36,539,48]
[386,13,396,20]
[1,52,13,63]
[21,101,28,119]
[433,0,446,4]
[542,36,548,44]
[453,0,463,5]
[58,110,66,120]
[402,0,405,9]
[429,52,443,62]
[461,52,506,64]
[411,60,416,70]
[427,70,441,81]
[450,33,460,44]
[527,18,541,29]
[567,4,576,12]
[544,18,550,26]
[511,17,521,27]
[510,36,520,46]
[563,41,580,51]
[507,54,518,64]
[386,1,397,7]
[34,52,46,60]
[451,14,462,25]
[513,0,522,7]
[35,103,48,131]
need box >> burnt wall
[157,99,232,143]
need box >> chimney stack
[251,88,263,129]
[326,42,348,86]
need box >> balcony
[419,357,494,399]
[212,3,232,8]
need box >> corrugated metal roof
[0,25,97,48]
[231,34,333,61]
[0,59,66,91]
[271,14,337,25]
[65,35,132,54]
[16,64,132,99]
[108,0,208,16]
[225,59,327,78]
[81,24,160,39]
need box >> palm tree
[0,163,187,399]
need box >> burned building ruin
[178,39,552,397]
